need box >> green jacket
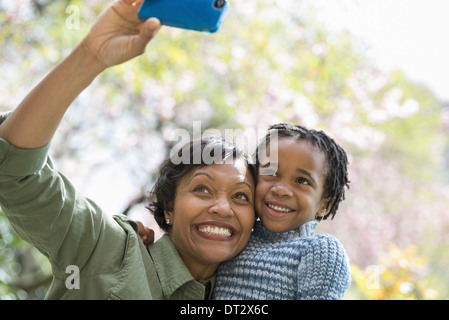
[0,112,214,300]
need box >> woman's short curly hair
[147,136,257,232]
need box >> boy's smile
[266,200,295,215]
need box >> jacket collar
[148,234,215,299]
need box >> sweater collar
[252,219,318,240]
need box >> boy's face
[255,138,329,233]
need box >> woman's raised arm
[0,0,161,149]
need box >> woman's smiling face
[165,158,255,280]
[255,137,330,233]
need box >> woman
[0,0,256,299]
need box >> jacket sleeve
[0,113,127,278]
[296,234,352,300]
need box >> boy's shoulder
[295,233,351,278]
[295,232,348,257]
[295,230,340,243]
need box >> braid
[259,123,350,220]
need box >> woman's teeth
[198,225,232,237]
[268,203,293,213]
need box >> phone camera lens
[213,0,226,9]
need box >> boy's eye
[296,177,310,185]
[259,168,277,177]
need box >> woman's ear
[164,209,174,226]
[163,200,174,226]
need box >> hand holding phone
[138,0,228,33]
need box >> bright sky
[88,0,449,218]
[304,0,449,102]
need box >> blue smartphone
[138,0,228,33]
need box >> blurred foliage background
[1,0,448,299]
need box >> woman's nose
[208,195,234,217]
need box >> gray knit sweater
[212,220,351,300]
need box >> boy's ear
[316,197,334,220]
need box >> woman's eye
[193,185,211,194]
[234,192,250,202]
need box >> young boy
[212,123,351,299]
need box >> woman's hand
[0,0,161,149]
[80,0,161,69]
[137,221,155,246]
